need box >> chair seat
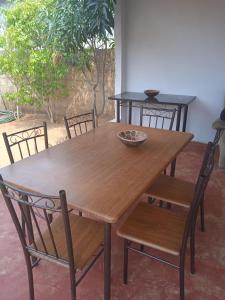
[35,213,104,270]
[117,202,186,256]
[146,174,195,208]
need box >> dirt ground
[0,113,114,168]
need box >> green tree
[48,0,116,121]
[0,0,68,123]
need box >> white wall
[114,0,126,94]
[116,0,225,142]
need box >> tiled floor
[0,142,225,300]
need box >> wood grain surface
[0,123,193,223]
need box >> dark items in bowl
[117,130,148,147]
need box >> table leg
[170,159,176,177]
[176,105,182,132]
[172,105,182,177]
[182,105,188,132]
[117,101,121,123]
[104,223,111,300]
[128,101,132,124]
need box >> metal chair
[145,141,217,232]
[140,106,177,202]
[117,143,215,300]
[2,122,48,164]
[64,110,95,139]
[140,106,177,130]
[2,123,50,232]
[0,177,104,300]
[64,110,95,217]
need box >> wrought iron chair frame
[197,131,221,232]
[140,106,177,204]
[2,122,50,237]
[213,128,224,145]
[119,142,216,300]
[140,106,177,131]
[2,122,48,164]
[64,110,95,140]
[0,177,103,300]
[198,136,219,231]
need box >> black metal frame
[2,122,49,241]
[0,177,104,300]
[140,106,177,131]
[121,142,216,300]
[116,100,189,133]
[140,105,177,181]
[213,128,224,145]
[2,122,48,164]
[64,110,95,139]
[104,223,111,300]
[191,131,222,233]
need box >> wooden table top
[0,123,193,223]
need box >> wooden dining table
[0,122,193,300]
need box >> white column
[114,0,127,121]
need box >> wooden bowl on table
[144,89,160,98]
[117,130,148,147]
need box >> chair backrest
[180,142,216,257]
[0,176,75,270]
[64,110,95,139]
[2,122,48,164]
[213,128,224,145]
[198,141,217,178]
[140,106,176,130]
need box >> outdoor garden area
[0,0,115,167]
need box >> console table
[109,92,196,132]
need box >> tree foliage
[0,0,68,122]
[0,0,116,121]
[48,0,116,117]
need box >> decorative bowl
[144,89,160,97]
[117,130,147,147]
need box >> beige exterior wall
[0,52,115,121]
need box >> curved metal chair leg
[69,269,76,300]
[25,254,34,300]
[179,263,185,300]
[123,239,129,284]
[190,225,196,274]
[200,199,205,232]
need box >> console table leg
[182,105,188,132]
[176,105,182,131]
[128,101,132,124]
[117,101,121,123]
